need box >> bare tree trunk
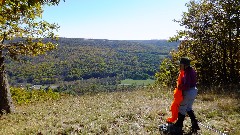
[0,57,15,114]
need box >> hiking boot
[187,110,200,133]
[169,124,184,135]
[174,112,185,128]
[159,113,185,135]
[171,112,185,135]
[159,123,183,135]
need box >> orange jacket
[166,70,184,123]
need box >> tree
[155,58,178,87]
[167,0,240,86]
[0,0,61,6]
[0,0,60,113]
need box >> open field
[0,87,239,135]
[120,79,155,86]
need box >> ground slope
[0,87,239,135]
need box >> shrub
[10,87,60,105]
[155,58,178,87]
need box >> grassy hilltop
[0,87,239,135]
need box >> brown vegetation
[0,87,239,134]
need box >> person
[171,57,200,134]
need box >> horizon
[57,37,174,41]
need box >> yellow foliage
[10,87,60,105]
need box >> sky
[42,0,189,40]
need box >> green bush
[155,58,178,87]
[10,87,60,105]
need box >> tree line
[6,38,179,85]
[155,0,239,88]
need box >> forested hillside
[6,38,179,86]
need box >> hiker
[172,57,200,134]
[166,69,184,123]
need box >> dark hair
[180,57,191,66]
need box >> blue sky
[42,0,189,40]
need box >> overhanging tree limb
[0,0,61,113]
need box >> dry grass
[0,87,239,135]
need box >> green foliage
[155,58,178,87]
[0,0,62,7]
[6,39,179,85]
[167,0,240,86]
[10,87,60,105]
[0,0,59,60]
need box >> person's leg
[175,88,197,131]
[174,112,185,127]
[185,87,198,112]
[187,110,200,132]
[179,87,197,115]
[172,90,190,134]
[168,112,185,135]
[185,87,200,132]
